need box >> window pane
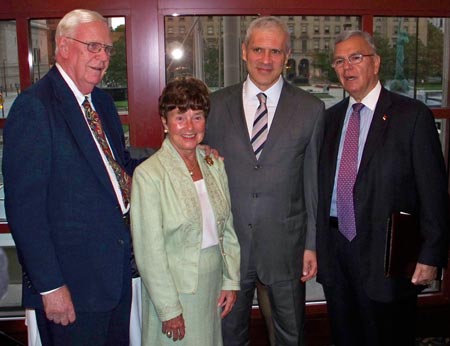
[30,19,55,83]
[0,21,19,119]
[373,17,448,108]
[164,15,360,110]
[373,17,449,154]
[0,21,18,224]
[0,236,23,317]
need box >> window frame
[0,0,449,334]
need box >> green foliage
[311,50,339,83]
[424,22,443,78]
[204,44,220,88]
[374,33,395,84]
[374,22,443,87]
[104,26,127,87]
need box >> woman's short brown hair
[159,77,210,119]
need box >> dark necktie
[337,103,364,241]
[251,92,268,160]
[82,96,131,207]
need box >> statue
[389,19,410,93]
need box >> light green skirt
[142,245,223,346]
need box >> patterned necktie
[251,92,268,160]
[82,96,131,207]
[336,103,364,241]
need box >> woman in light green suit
[131,77,240,345]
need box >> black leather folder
[384,212,423,278]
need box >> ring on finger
[166,331,172,338]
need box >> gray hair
[334,30,377,54]
[244,16,291,52]
[55,9,107,54]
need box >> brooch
[205,156,214,166]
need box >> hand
[42,285,76,326]
[411,263,438,286]
[162,314,185,341]
[301,250,317,282]
[198,144,222,160]
[217,290,237,318]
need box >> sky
[111,17,125,29]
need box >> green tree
[311,50,338,83]
[373,33,395,84]
[424,21,443,79]
[104,24,127,87]
[204,44,220,88]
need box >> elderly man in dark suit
[2,9,143,346]
[206,16,325,346]
[316,30,449,346]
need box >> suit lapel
[50,68,117,202]
[325,100,348,192]
[257,81,296,160]
[227,84,256,159]
[357,88,391,177]
[158,139,202,225]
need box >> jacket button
[118,239,124,246]
[254,165,261,170]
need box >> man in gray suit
[206,16,325,346]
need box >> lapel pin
[382,114,388,121]
[205,156,214,166]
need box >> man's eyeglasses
[66,37,116,57]
[331,53,375,68]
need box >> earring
[164,128,168,133]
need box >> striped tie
[251,93,268,160]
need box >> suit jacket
[317,87,449,302]
[130,138,240,321]
[3,66,141,311]
[205,80,325,284]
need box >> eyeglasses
[66,37,116,57]
[331,53,375,68]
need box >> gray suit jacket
[206,80,325,284]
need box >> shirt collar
[55,63,91,105]
[349,81,381,112]
[243,74,284,105]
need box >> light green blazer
[131,138,240,322]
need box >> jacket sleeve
[303,100,326,251]
[216,160,240,291]
[3,94,65,293]
[130,164,183,321]
[412,105,449,267]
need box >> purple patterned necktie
[337,103,364,241]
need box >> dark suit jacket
[317,87,449,302]
[206,80,325,284]
[3,66,141,311]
